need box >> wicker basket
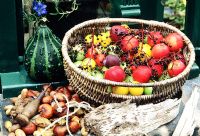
[62,18,195,105]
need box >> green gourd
[24,24,64,82]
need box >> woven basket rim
[62,18,195,87]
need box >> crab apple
[54,92,66,102]
[132,66,152,83]
[94,54,105,67]
[121,36,139,52]
[57,87,71,100]
[38,104,53,119]
[53,125,67,136]
[22,122,36,135]
[42,96,53,104]
[168,60,186,77]
[104,66,125,82]
[147,31,164,46]
[152,43,170,59]
[110,25,129,42]
[53,102,68,117]
[69,121,81,133]
[165,33,184,52]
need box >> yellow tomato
[129,81,144,96]
[112,86,129,95]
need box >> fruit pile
[69,24,187,96]
[3,85,90,136]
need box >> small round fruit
[82,58,96,70]
[104,66,125,82]
[144,87,153,95]
[165,33,183,52]
[132,66,152,83]
[112,86,129,95]
[52,102,68,117]
[38,104,53,119]
[54,92,65,102]
[53,125,67,136]
[152,43,170,59]
[121,35,139,52]
[21,122,36,135]
[42,96,53,104]
[69,121,81,133]
[129,81,144,96]
[129,87,144,96]
[168,60,186,77]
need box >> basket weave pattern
[62,18,195,105]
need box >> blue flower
[33,1,47,16]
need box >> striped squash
[24,24,64,82]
